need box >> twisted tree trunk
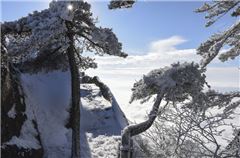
[66,22,81,158]
[120,92,164,158]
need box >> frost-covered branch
[108,0,135,9]
[1,17,31,35]
[195,1,240,27]
[197,21,240,67]
[130,62,206,104]
[196,1,240,67]
[137,90,240,157]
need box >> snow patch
[7,104,17,119]
[87,133,121,158]
[21,71,72,158]
[4,120,41,149]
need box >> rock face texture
[1,145,43,158]
[1,71,129,158]
[1,65,43,158]
[1,66,26,143]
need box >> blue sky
[1,1,239,121]
[91,1,236,52]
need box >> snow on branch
[196,1,240,67]
[108,0,135,9]
[3,1,75,59]
[2,1,127,73]
[89,27,127,58]
[142,101,239,157]
[195,1,240,27]
[197,21,240,67]
[139,89,240,157]
[130,62,207,104]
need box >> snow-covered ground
[15,71,128,158]
[81,84,123,158]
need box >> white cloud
[206,67,239,89]
[93,36,198,69]
[86,36,239,122]
[150,36,187,53]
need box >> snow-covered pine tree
[1,1,127,158]
[125,64,239,157]
[195,1,240,67]
[121,62,208,158]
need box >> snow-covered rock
[1,66,43,158]
[11,71,128,158]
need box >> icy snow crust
[20,71,126,158]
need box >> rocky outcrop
[82,75,112,102]
[82,75,129,129]
[1,64,43,158]
[2,145,43,158]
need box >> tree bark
[120,92,163,158]
[66,22,81,158]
